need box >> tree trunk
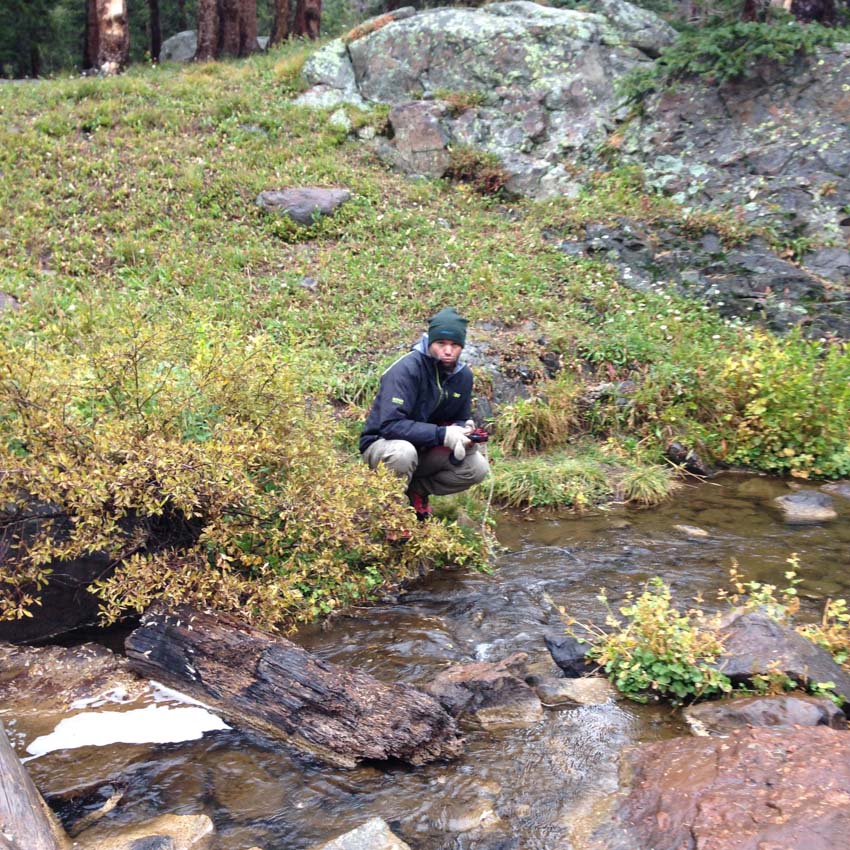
[270,0,290,44]
[294,0,321,38]
[84,0,99,70]
[95,0,130,74]
[195,0,219,60]
[0,723,70,850]
[125,604,465,768]
[149,0,162,61]
[219,0,241,56]
[239,0,258,56]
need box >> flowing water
[16,474,850,849]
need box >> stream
[13,473,850,850]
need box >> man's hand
[444,424,471,462]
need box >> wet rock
[0,641,146,721]
[310,816,411,850]
[716,611,850,705]
[822,481,850,501]
[683,694,846,737]
[535,676,614,707]
[603,726,850,850]
[774,490,837,524]
[75,813,214,850]
[544,633,596,678]
[424,653,544,730]
[664,442,711,477]
[672,524,710,539]
[440,799,501,833]
[255,188,352,225]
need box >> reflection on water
[19,475,850,849]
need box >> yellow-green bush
[0,316,482,630]
[718,331,850,478]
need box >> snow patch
[25,705,229,758]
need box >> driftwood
[125,604,464,768]
[0,724,70,850]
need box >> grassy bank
[1,44,848,629]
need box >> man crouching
[360,307,490,520]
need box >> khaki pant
[362,438,490,497]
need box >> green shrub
[717,331,850,478]
[618,21,848,105]
[444,145,508,196]
[0,315,483,629]
[585,578,732,703]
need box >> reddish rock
[606,726,850,850]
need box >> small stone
[256,188,352,225]
[310,817,411,850]
[0,292,20,312]
[672,524,710,539]
[329,108,352,132]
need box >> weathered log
[0,724,70,850]
[125,604,464,768]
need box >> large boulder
[716,611,850,705]
[301,1,675,196]
[598,726,850,850]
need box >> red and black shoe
[408,491,432,522]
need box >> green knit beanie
[428,307,468,348]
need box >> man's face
[428,339,463,369]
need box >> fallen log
[0,723,70,850]
[125,604,464,768]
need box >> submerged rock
[774,491,838,524]
[74,812,214,850]
[683,694,846,737]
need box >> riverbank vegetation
[571,559,850,705]
[1,41,848,629]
